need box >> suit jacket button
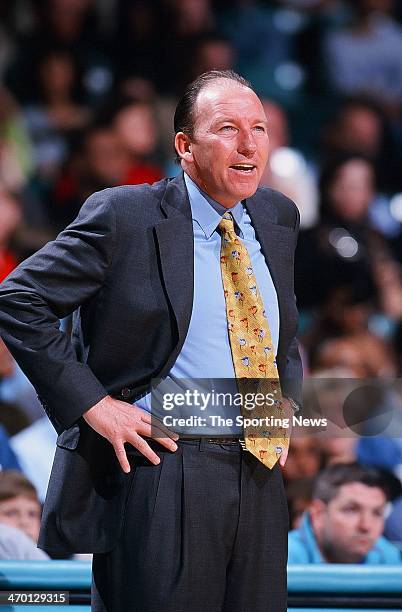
[121,387,131,400]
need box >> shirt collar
[184,172,244,239]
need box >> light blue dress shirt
[136,173,279,435]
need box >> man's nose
[18,513,31,529]
[237,130,257,155]
[357,512,372,532]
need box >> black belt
[179,437,242,445]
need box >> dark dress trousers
[0,173,301,609]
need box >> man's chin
[231,184,259,202]
[215,179,260,207]
[346,545,372,561]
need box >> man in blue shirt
[0,70,302,611]
[288,463,400,564]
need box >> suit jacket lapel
[154,173,194,353]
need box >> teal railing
[0,561,402,610]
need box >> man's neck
[182,169,237,209]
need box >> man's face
[182,81,269,207]
[0,495,41,543]
[283,438,322,482]
[311,482,386,563]
[329,159,374,222]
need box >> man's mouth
[354,536,372,545]
[229,164,256,173]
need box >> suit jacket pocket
[48,437,132,553]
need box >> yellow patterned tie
[219,212,289,469]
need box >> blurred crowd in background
[0,0,402,563]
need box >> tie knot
[219,212,236,235]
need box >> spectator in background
[320,96,402,195]
[6,0,111,106]
[0,334,44,424]
[323,0,402,111]
[302,283,397,378]
[0,188,21,282]
[0,400,33,436]
[286,477,315,529]
[111,98,163,185]
[113,1,163,88]
[0,470,42,544]
[23,49,90,181]
[358,433,402,487]
[295,152,402,320]
[318,434,358,466]
[45,125,130,230]
[303,364,401,485]
[0,9,15,83]
[372,255,402,320]
[302,368,361,466]
[261,101,290,153]
[0,424,21,471]
[0,523,48,560]
[308,293,397,376]
[322,97,386,161]
[159,0,216,94]
[356,383,402,481]
[190,34,236,83]
[395,320,402,376]
[313,337,375,377]
[10,416,57,504]
[219,0,301,97]
[260,99,318,228]
[79,125,130,193]
[385,492,402,544]
[288,462,401,563]
[283,437,325,484]
[0,88,34,192]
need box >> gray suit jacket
[0,173,302,553]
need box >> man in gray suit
[0,70,302,611]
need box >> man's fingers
[137,421,178,451]
[137,409,179,441]
[113,442,131,474]
[153,435,179,452]
[130,433,161,465]
[137,408,152,423]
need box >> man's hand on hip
[83,396,179,472]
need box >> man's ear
[175,132,194,163]
[309,499,326,532]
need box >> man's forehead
[195,80,265,120]
[334,482,386,504]
[197,79,248,100]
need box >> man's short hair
[313,462,388,504]
[0,470,39,503]
[174,69,253,139]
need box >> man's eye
[254,125,266,132]
[220,125,236,132]
[3,509,18,518]
[342,506,358,514]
